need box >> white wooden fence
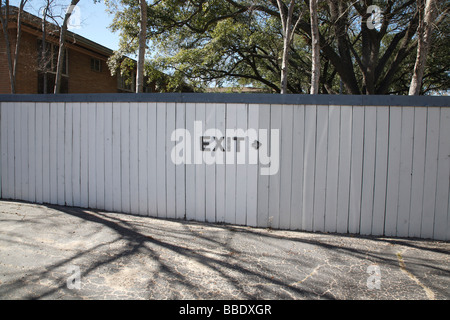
[0,94,449,240]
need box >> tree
[13,0,28,93]
[103,0,153,92]
[275,0,303,94]
[309,0,320,94]
[409,0,438,95]
[320,0,446,95]
[0,0,28,94]
[54,0,80,94]
[107,0,449,95]
[135,0,147,93]
[39,0,56,94]
[0,0,15,93]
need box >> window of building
[117,73,135,92]
[38,73,69,94]
[37,40,69,76]
[37,40,69,93]
[91,58,102,72]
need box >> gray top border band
[0,93,449,107]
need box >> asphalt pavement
[0,200,448,300]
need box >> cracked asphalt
[0,200,448,300]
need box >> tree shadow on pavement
[0,201,448,300]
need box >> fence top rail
[0,93,449,107]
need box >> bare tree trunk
[309,0,320,94]
[12,0,27,91]
[0,0,15,93]
[280,34,290,94]
[136,0,147,93]
[54,0,80,94]
[42,4,48,94]
[276,0,303,94]
[409,0,437,95]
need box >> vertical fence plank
[185,103,196,220]
[20,103,29,201]
[12,103,22,199]
[5,103,12,199]
[72,103,81,207]
[302,105,316,231]
[8,103,16,200]
[147,103,157,217]
[27,103,36,203]
[7,103,15,199]
[279,105,294,230]
[96,103,106,210]
[360,106,377,235]
[88,103,97,209]
[35,103,43,203]
[348,106,364,234]
[195,103,206,222]
[121,102,130,213]
[385,107,402,236]
[112,103,122,212]
[434,107,450,240]
[56,103,65,205]
[156,102,166,218]
[42,103,51,203]
[80,103,89,208]
[290,105,304,230]
[247,104,259,227]
[421,108,440,238]
[257,104,271,228]
[49,103,58,204]
[236,103,248,226]
[313,105,328,232]
[268,105,282,229]
[205,103,216,222]
[138,103,148,216]
[215,103,226,223]
[397,107,414,237]
[0,103,6,198]
[225,103,237,224]
[64,103,73,206]
[325,105,340,233]
[175,102,186,220]
[129,103,139,215]
[14,103,22,200]
[6,102,12,199]
[409,107,427,237]
[2,103,13,199]
[186,103,196,220]
[104,103,113,212]
[166,102,177,219]
[372,106,389,235]
[336,106,352,234]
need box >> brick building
[0,6,158,94]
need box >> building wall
[15,31,39,94]
[68,47,119,94]
[1,27,120,94]
[0,29,11,94]
[0,29,39,94]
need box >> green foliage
[104,0,449,94]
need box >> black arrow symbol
[252,140,261,150]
